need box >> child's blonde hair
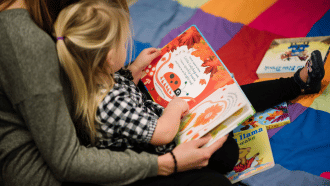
[54,0,132,145]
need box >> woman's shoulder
[1,9,38,35]
[0,9,59,72]
[0,9,62,103]
[0,9,56,54]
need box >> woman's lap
[126,135,238,186]
[126,167,232,186]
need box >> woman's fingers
[205,134,228,154]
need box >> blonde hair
[54,0,132,145]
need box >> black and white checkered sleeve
[97,79,160,144]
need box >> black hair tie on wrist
[169,151,178,174]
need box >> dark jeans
[241,77,301,112]
[127,167,232,186]
[125,132,238,186]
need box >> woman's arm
[0,14,158,185]
[17,92,159,184]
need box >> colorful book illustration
[233,102,290,132]
[227,125,275,184]
[256,36,330,79]
[141,25,255,147]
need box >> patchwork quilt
[128,0,330,182]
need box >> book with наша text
[140,25,255,147]
[227,125,275,183]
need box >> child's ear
[106,49,115,66]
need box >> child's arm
[128,48,161,84]
[150,97,189,146]
[98,78,188,148]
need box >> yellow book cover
[227,125,275,183]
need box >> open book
[227,125,275,183]
[141,25,255,147]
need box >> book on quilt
[256,36,330,79]
[227,125,275,183]
[233,102,290,132]
[140,25,255,147]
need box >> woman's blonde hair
[54,0,132,145]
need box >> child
[54,0,189,154]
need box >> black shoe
[293,50,325,94]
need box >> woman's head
[54,0,132,145]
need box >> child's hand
[133,48,161,70]
[167,96,189,118]
[151,96,189,145]
[128,48,161,84]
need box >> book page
[141,25,255,146]
[142,26,235,109]
[201,103,255,147]
[176,84,248,144]
[145,45,211,105]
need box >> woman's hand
[157,134,229,176]
[128,48,161,84]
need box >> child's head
[55,0,131,77]
[54,0,131,145]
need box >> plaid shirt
[96,70,176,154]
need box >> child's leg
[241,77,300,112]
[241,50,325,112]
[207,133,239,174]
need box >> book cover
[227,125,275,184]
[233,102,290,132]
[141,25,255,147]
[256,36,330,79]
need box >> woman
[0,0,231,186]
